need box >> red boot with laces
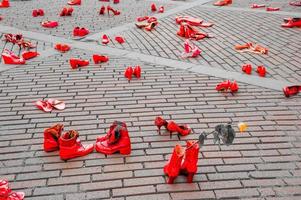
[164,145,185,184]
[181,140,199,183]
[44,124,64,152]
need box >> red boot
[166,121,191,137]
[68,0,81,5]
[59,130,94,160]
[2,49,25,65]
[44,124,64,152]
[96,121,127,142]
[124,66,133,80]
[0,0,9,8]
[0,180,25,200]
[256,65,266,77]
[151,3,157,12]
[164,145,185,184]
[242,64,252,74]
[133,65,141,78]
[181,141,199,183]
[283,85,301,97]
[69,58,89,69]
[93,54,109,64]
[154,116,168,134]
[95,122,131,155]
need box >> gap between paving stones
[0,24,296,92]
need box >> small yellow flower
[238,122,248,133]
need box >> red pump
[154,116,168,134]
[0,180,24,200]
[44,124,64,152]
[181,141,199,183]
[164,145,185,184]
[166,121,192,137]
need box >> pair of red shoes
[282,18,301,28]
[176,16,213,27]
[216,80,239,93]
[32,9,44,17]
[213,0,232,6]
[99,5,120,15]
[1,49,25,65]
[55,43,71,53]
[0,180,24,200]
[151,3,164,13]
[60,6,73,16]
[41,20,58,28]
[177,22,210,40]
[242,64,266,77]
[283,86,301,97]
[35,99,65,112]
[164,141,199,183]
[44,124,94,160]
[0,0,9,8]
[102,35,125,44]
[70,54,109,69]
[182,39,201,58]
[73,27,89,37]
[155,116,192,137]
[68,0,81,5]
[124,66,141,80]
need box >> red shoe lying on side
[115,36,125,44]
[251,4,265,8]
[213,0,232,6]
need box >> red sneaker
[266,7,280,11]
[99,5,105,15]
[68,0,81,5]
[283,85,301,97]
[115,36,125,44]
[242,64,252,74]
[282,18,301,28]
[151,3,157,12]
[167,121,191,137]
[124,66,133,80]
[95,121,131,155]
[59,130,94,160]
[0,180,25,200]
[164,145,185,184]
[158,6,164,13]
[181,140,199,183]
[102,34,110,44]
[1,49,25,65]
[0,0,9,8]
[44,124,64,152]
[154,116,168,134]
[93,54,109,64]
[133,65,141,78]
[41,21,58,28]
[21,51,39,60]
[69,58,89,69]
[256,65,266,77]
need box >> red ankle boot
[124,66,133,80]
[69,58,89,69]
[181,140,199,183]
[151,3,157,12]
[0,0,9,8]
[96,121,127,142]
[59,130,94,160]
[154,116,168,134]
[68,0,81,5]
[2,49,25,65]
[256,65,266,77]
[133,65,141,78]
[99,5,105,15]
[283,85,301,97]
[44,124,64,152]
[93,54,109,64]
[0,180,25,200]
[95,122,131,155]
[164,145,185,184]
[166,121,191,137]
[242,64,252,74]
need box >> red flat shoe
[216,80,231,92]
[256,65,266,77]
[180,140,199,183]
[35,100,53,112]
[44,124,64,152]
[251,4,265,8]
[213,0,232,6]
[41,21,58,28]
[69,58,89,69]
[151,3,157,12]
[158,6,164,13]
[47,99,66,110]
[107,5,120,15]
[115,36,125,44]
[290,1,301,6]
[2,49,26,65]
[93,54,109,64]
[0,0,9,8]
[137,16,149,22]
[133,65,141,78]
[99,5,105,15]
[154,116,168,134]
[102,34,110,44]
[55,43,71,52]
[124,66,133,80]
[266,7,280,11]
[145,21,158,31]
[242,64,252,74]
[21,51,39,60]
[282,18,301,28]
[164,145,185,184]
[283,85,301,97]
[167,121,191,137]
[68,0,81,5]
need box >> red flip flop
[47,99,66,110]
[35,100,53,112]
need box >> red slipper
[47,99,66,110]
[266,7,280,11]
[35,100,53,112]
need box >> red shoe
[251,4,265,8]
[290,1,301,6]
[115,36,125,44]
[38,9,44,16]
[182,39,201,58]
[0,0,9,8]
[181,140,199,183]
[164,145,185,184]
[55,43,71,52]
[68,0,81,5]
[124,66,133,80]
[282,18,301,28]
[96,121,127,142]
[113,0,119,3]
[99,5,105,15]
[93,54,109,64]
[59,130,94,160]
[2,49,25,65]
[147,16,157,23]
[41,21,58,28]
[177,24,186,37]
[44,124,64,152]
[133,65,141,78]
[60,7,73,16]
[47,99,66,110]
[151,3,157,12]
[73,27,89,37]
[175,16,203,26]
[230,80,239,93]
[0,15,3,21]
[0,180,25,200]
[216,80,231,92]
[107,5,120,15]
[145,21,158,31]
[256,65,266,77]
[213,0,232,6]
[154,116,168,134]
[158,6,164,13]
[21,51,39,60]
[95,121,131,155]
[167,121,191,137]
[242,64,252,74]
[235,42,253,50]
[69,58,89,69]
[35,100,53,112]
[102,34,110,44]
[137,16,149,22]
[266,7,280,11]
[283,85,301,97]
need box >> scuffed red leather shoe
[242,64,252,75]
[69,58,89,69]
[68,0,81,5]
[0,180,25,200]
[41,21,58,28]
[124,66,133,80]
[283,85,301,97]
[213,0,232,6]
[282,18,301,28]
[2,49,25,65]
[154,116,168,134]
[167,121,191,137]
[180,140,199,183]
[0,0,9,8]
[93,54,109,64]
[59,130,94,160]
[164,145,185,184]
[115,36,125,44]
[44,124,64,152]
[151,3,157,12]
[102,34,110,44]
[256,65,266,77]
[55,43,71,52]
[95,121,131,155]
[133,65,141,78]
[266,7,280,11]
[21,51,39,60]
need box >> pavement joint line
[0,24,296,91]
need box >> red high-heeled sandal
[283,85,301,97]
[35,100,53,112]
[69,58,89,69]
[154,116,168,134]
[47,99,66,110]
[107,5,120,15]
[93,54,109,64]
[242,64,252,74]
[2,49,26,65]
[0,179,25,200]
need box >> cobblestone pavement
[0,0,301,200]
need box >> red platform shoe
[158,6,164,13]
[44,124,64,152]
[102,34,110,44]
[0,180,25,200]
[133,65,141,78]
[164,145,185,184]
[68,0,81,5]
[0,0,9,8]
[21,51,39,60]
[154,116,168,134]
[93,54,109,64]
[124,66,133,80]
[115,36,125,44]
[59,130,94,160]
[99,5,105,15]
[41,21,58,28]
[282,18,301,28]
[69,58,89,69]
[283,85,301,97]
[181,140,199,183]
[266,7,280,11]
[107,5,120,15]
[151,3,157,12]
[95,121,131,155]
[242,64,252,74]
[167,121,191,137]
[256,65,266,77]
[2,49,25,65]
[55,43,71,53]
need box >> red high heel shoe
[95,121,131,155]
[102,34,110,44]
[68,0,81,5]
[59,130,94,160]
[283,85,301,97]
[2,49,25,65]
[115,36,125,44]
[96,121,127,142]
[0,0,9,8]
[44,124,64,152]
[0,180,25,200]
[158,6,164,13]
[41,21,58,28]
[154,116,168,134]
[282,18,301,28]
[99,5,105,15]
[256,65,266,77]
[133,65,141,78]
[107,5,120,15]
[21,51,39,60]
[251,4,265,8]
[266,7,280,11]
[124,66,133,80]
[93,54,109,64]
[213,0,232,6]
[216,80,231,92]
[55,43,71,52]
[69,58,89,69]
[242,64,252,74]
[145,21,158,31]
[181,140,199,183]
[167,121,191,137]
[164,145,185,184]
[151,3,157,12]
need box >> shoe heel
[167,176,176,184]
[120,146,131,155]
[187,173,195,183]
